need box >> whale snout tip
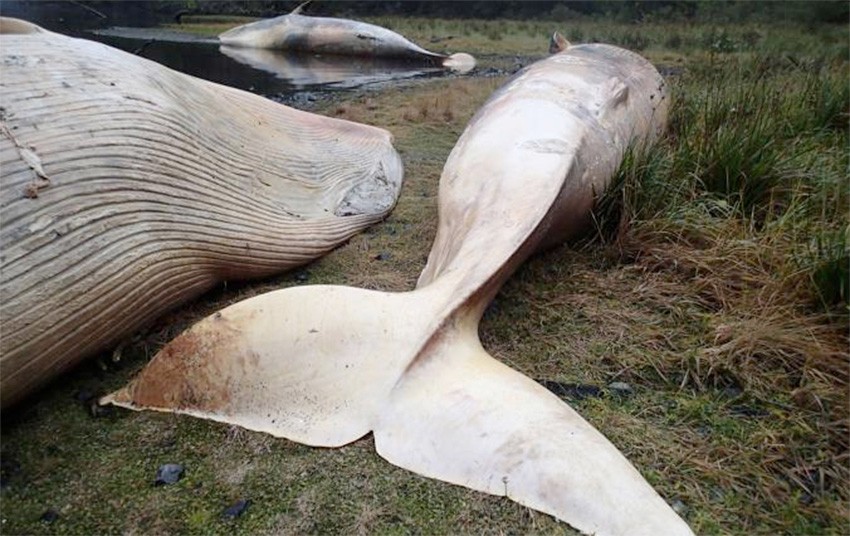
[443,53,476,74]
[334,147,403,217]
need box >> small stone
[374,252,391,261]
[40,509,59,523]
[721,385,744,399]
[154,463,184,486]
[295,270,309,282]
[222,499,250,519]
[537,380,602,401]
[607,381,634,397]
[87,398,112,418]
[670,499,688,515]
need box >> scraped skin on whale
[106,39,690,535]
[218,2,476,73]
[0,19,403,408]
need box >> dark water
[83,27,446,97]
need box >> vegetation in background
[1,3,848,535]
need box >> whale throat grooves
[0,21,403,408]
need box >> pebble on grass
[40,509,59,523]
[222,499,251,519]
[536,380,603,401]
[607,381,634,397]
[155,463,184,486]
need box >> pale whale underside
[106,38,694,536]
[0,18,403,408]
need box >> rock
[40,509,59,523]
[74,388,113,417]
[537,380,603,401]
[721,385,744,399]
[374,252,391,261]
[295,270,310,282]
[479,67,506,77]
[87,398,112,418]
[607,381,634,397]
[154,463,184,486]
[222,499,250,519]
[670,498,688,516]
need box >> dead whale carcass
[0,18,403,408]
[218,2,475,73]
[104,37,690,535]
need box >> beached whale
[104,37,689,535]
[218,2,475,73]
[0,18,403,408]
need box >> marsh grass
[586,36,849,534]
[1,11,848,536]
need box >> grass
[165,14,848,64]
[2,11,849,536]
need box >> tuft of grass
[800,227,850,310]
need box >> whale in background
[219,2,476,73]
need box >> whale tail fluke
[374,328,695,536]
[442,52,476,73]
[104,282,693,535]
[101,285,435,447]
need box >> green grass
[2,12,848,536]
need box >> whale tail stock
[103,283,693,535]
